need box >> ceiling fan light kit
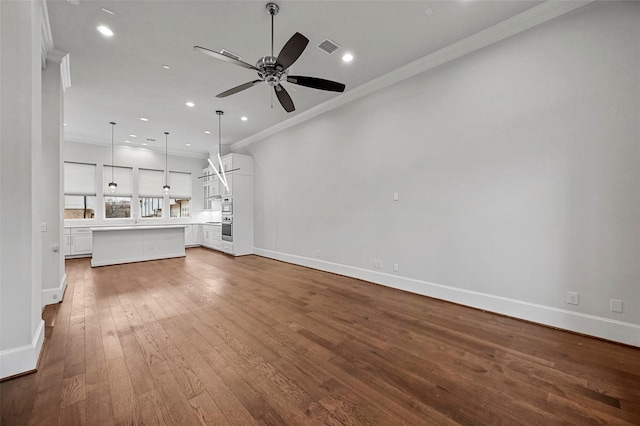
[193,2,345,113]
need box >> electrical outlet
[372,259,377,268]
[393,263,399,272]
[53,293,58,300]
[393,192,399,201]
[567,292,579,305]
[610,299,623,313]
[41,222,47,232]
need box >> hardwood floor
[2,247,639,425]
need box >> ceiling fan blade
[274,85,295,112]
[193,46,258,71]
[287,75,346,93]
[276,32,309,70]
[216,80,263,98]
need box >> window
[103,166,132,218]
[64,162,96,219]
[168,171,191,218]
[170,199,190,218]
[140,197,163,218]
[64,195,96,219]
[138,168,165,218]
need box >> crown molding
[231,0,593,152]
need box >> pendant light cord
[165,132,169,186]
[110,121,116,182]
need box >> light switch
[393,192,399,201]
[41,222,47,232]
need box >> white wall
[0,0,46,378]
[240,2,640,345]
[41,56,66,304]
[63,141,210,224]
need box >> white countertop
[91,225,188,232]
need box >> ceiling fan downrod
[266,2,279,57]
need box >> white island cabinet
[91,225,186,267]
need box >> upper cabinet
[203,167,222,211]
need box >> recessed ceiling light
[162,65,170,70]
[125,140,131,143]
[129,134,137,138]
[140,117,149,122]
[141,143,148,146]
[186,102,195,108]
[185,143,191,147]
[96,25,114,37]
[342,53,354,63]
[204,130,211,134]
[63,123,67,126]
[241,116,248,121]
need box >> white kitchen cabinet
[191,224,202,246]
[220,174,232,197]
[202,167,211,183]
[64,228,71,256]
[67,227,92,256]
[221,155,232,172]
[202,224,215,248]
[221,241,234,255]
[203,176,221,211]
[202,223,222,251]
[185,224,202,247]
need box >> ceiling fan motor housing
[257,55,287,86]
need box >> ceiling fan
[193,2,346,113]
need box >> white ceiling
[47,0,542,158]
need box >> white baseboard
[42,273,67,307]
[254,248,640,348]
[0,319,45,380]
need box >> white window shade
[168,171,192,199]
[103,166,133,196]
[138,168,165,198]
[64,162,96,195]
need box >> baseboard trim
[42,273,67,307]
[254,248,640,348]
[0,319,45,380]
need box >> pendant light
[163,131,170,194]
[108,121,117,193]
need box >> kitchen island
[91,225,186,267]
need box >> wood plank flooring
[2,247,639,425]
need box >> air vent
[317,39,340,55]
[220,49,241,61]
